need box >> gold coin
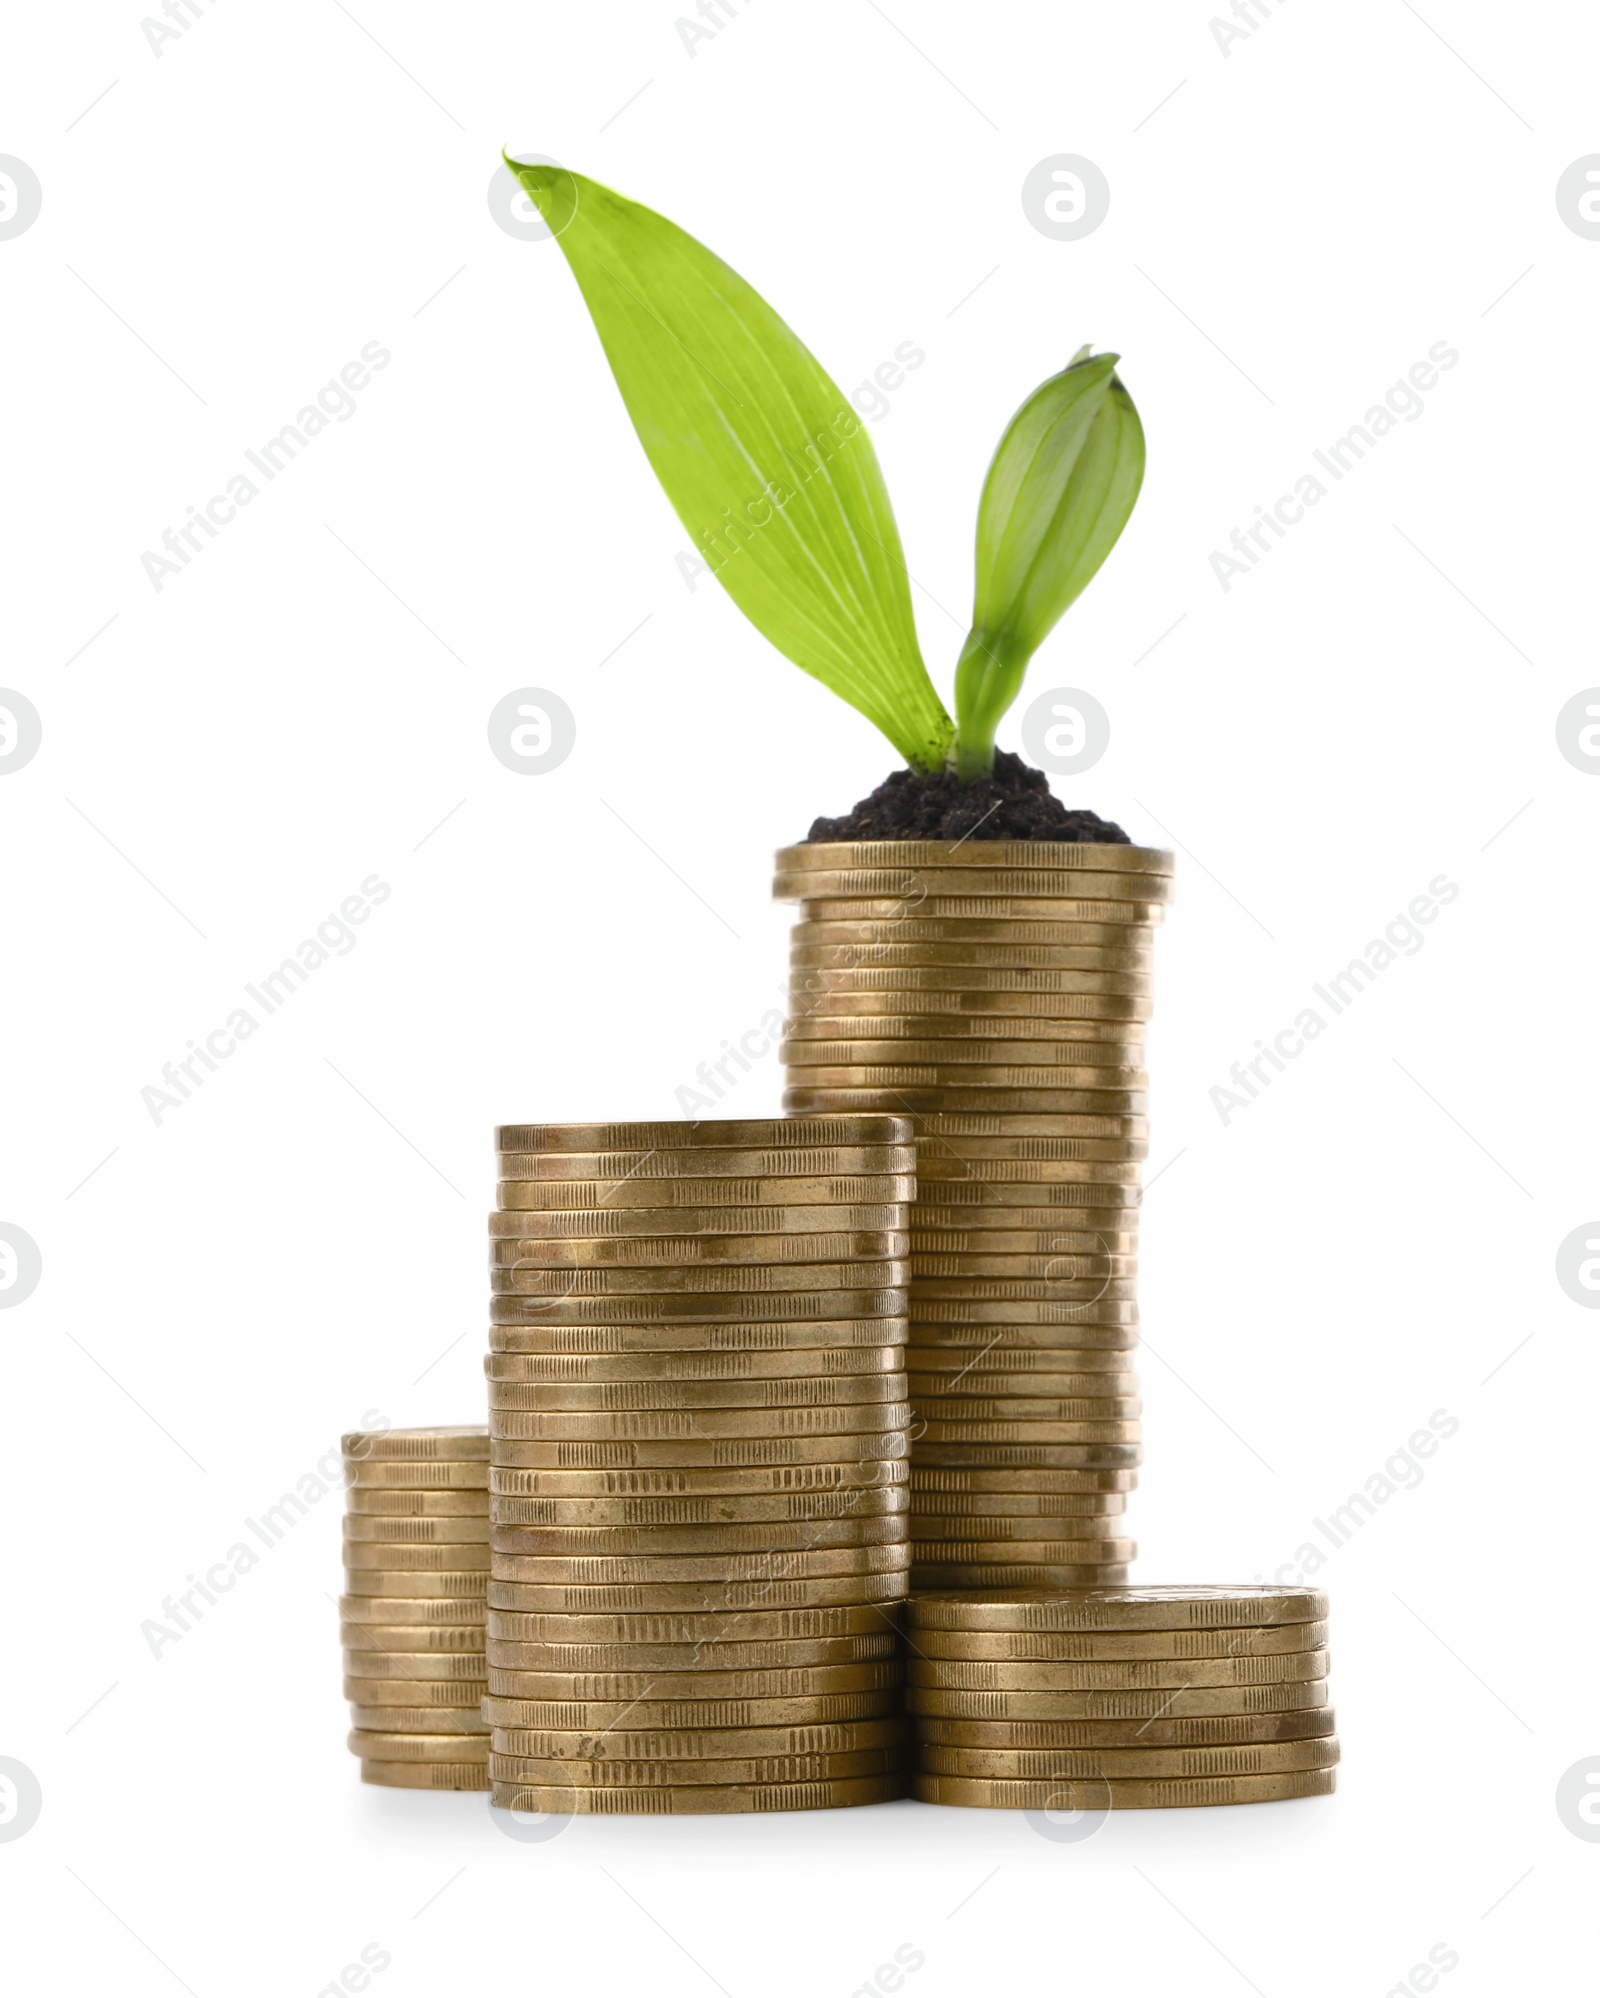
[488,1203,909,1239]
[490,1774,905,1813]
[343,1517,492,1544]
[343,1677,490,1704]
[908,1325,1139,1351]
[490,1406,908,1443]
[342,1427,488,1463]
[776,841,1174,874]
[489,1526,898,1558]
[786,991,1151,1019]
[911,1514,1128,1542]
[484,1691,902,1728]
[493,1462,906,1494]
[915,1621,1332,1662]
[362,1760,491,1790]
[910,1302,1139,1323]
[342,1569,490,1597]
[910,1234,1139,1258]
[909,1495,1127,1522]
[912,1447,1142,1470]
[496,1116,912,1152]
[793,897,1161,925]
[919,1737,1340,1780]
[915,1158,1144,1183]
[909,1255,1138,1280]
[908,1354,1136,1381]
[489,1260,908,1296]
[490,1460,908,1498]
[913,1709,1337,1749]
[344,1462,490,1490]
[914,1467,1136,1493]
[346,1704,486,1732]
[490,1321,907,1355]
[911,1565,1130,1590]
[911,1426,1140,1449]
[792,970,1153,999]
[791,919,1156,948]
[488,1230,910,1269]
[786,1070,1150,1098]
[908,1130,1147,1156]
[912,1278,1140,1303]
[791,943,1154,972]
[491,1747,902,1786]
[496,1174,916,1211]
[782,1033,1145,1062]
[488,1434,911,1470]
[908,1376,1139,1402]
[908,1651,1330,1691]
[490,1518,907,1557]
[490,1545,909,1584]
[486,1662,899,1700]
[343,1543,491,1571]
[919,1184,1141,1210]
[786,1011,1147,1042]
[340,1594,488,1624]
[487,1348,905,1384]
[486,1377,904,1412]
[908,1681,1330,1720]
[341,1625,485,1653]
[348,1730,489,1761]
[910,1397,1142,1421]
[345,1489,489,1517]
[496,1145,915,1181]
[908,1586,1331,1631]
[487,1574,907,1613]
[911,1770,1334,1810]
[341,1650,489,1682]
[486,1634,897,1671]
[489,1289,906,1326]
[912,1539,1137,1565]
[775,866,1172,901]
[493,1489,907,1527]
[492,1716,906,1759]
[791,1091,1148,1117]
[487,1604,900,1644]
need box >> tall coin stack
[774,840,1172,1590]
[341,1426,491,1789]
[906,1586,1339,1809]
[483,1116,916,1814]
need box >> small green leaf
[508,160,953,771]
[954,350,1144,777]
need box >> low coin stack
[340,1426,491,1790]
[906,1586,1338,1809]
[483,1115,917,1814]
[774,839,1171,1589]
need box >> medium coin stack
[484,1115,916,1814]
[774,839,1171,1589]
[906,1586,1338,1808]
[340,1426,491,1789]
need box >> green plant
[509,160,1144,779]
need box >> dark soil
[804,751,1130,844]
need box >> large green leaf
[953,349,1144,776]
[509,161,952,770]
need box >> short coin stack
[484,1115,917,1814]
[906,1585,1338,1808]
[340,1426,491,1789]
[774,839,1171,1590]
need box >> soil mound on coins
[804,751,1130,845]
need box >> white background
[4,0,1598,1990]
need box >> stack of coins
[484,1116,916,1814]
[906,1586,1338,1809]
[340,1426,491,1789]
[774,840,1171,1590]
